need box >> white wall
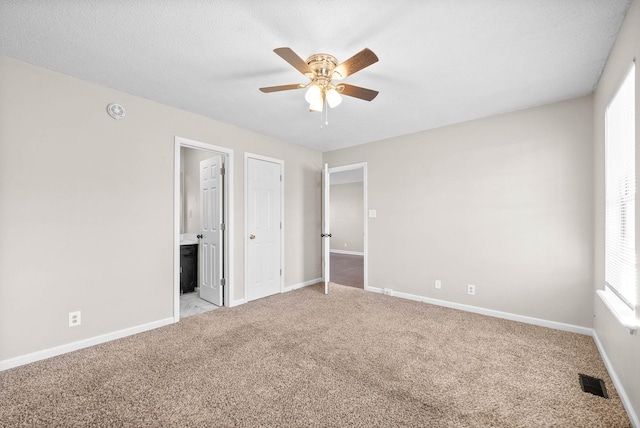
[330,182,364,253]
[324,95,594,328]
[0,56,322,362]
[593,0,640,422]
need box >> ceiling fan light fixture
[260,47,379,123]
[305,84,322,104]
[326,88,342,108]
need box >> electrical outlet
[383,288,393,296]
[468,284,476,295]
[69,311,81,327]
[435,280,442,289]
[344,243,347,248]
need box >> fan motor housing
[306,54,338,79]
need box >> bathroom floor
[180,290,219,318]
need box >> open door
[322,163,330,294]
[199,156,224,306]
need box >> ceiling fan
[259,47,379,114]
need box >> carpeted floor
[0,283,631,427]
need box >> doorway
[322,162,368,292]
[174,137,234,322]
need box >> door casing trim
[174,137,235,322]
[327,162,368,290]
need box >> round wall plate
[107,103,126,120]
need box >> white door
[247,157,282,301]
[199,156,223,306]
[322,163,330,294]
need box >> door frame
[174,137,235,322]
[244,153,285,301]
[327,162,368,290]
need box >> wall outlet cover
[69,311,81,327]
[435,280,442,289]
[383,288,393,296]
[468,284,476,295]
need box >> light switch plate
[369,209,377,218]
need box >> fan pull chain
[325,97,329,126]
[320,95,329,128]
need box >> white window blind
[605,62,636,310]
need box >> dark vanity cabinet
[180,244,198,294]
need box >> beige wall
[0,56,322,361]
[330,182,364,253]
[324,95,594,327]
[593,0,640,421]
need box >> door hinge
[280,221,282,229]
[280,269,282,276]
[280,174,282,182]
[221,166,225,176]
[221,222,226,231]
[220,278,226,286]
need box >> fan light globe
[305,85,322,104]
[326,89,342,108]
[309,98,324,112]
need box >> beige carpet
[0,283,631,427]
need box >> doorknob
[197,234,203,239]
[249,234,255,240]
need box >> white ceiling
[0,1,631,152]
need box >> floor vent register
[579,373,608,398]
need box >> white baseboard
[592,330,640,428]
[233,278,322,307]
[230,298,246,307]
[365,286,592,336]
[0,317,175,372]
[330,249,364,256]
[283,277,322,293]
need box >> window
[605,61,636,313]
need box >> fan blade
[337,84,379,101]
[259,84,304,93]
[332,48,379,80]
[274,47,314,76]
